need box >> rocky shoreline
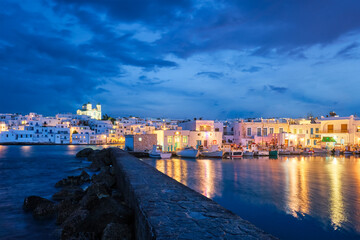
[23,148,134,240]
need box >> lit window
[168,136,172,143]
[183,136,188,143]
[139,137,142,141]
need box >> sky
[0,0,360,119]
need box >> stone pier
[110,148,277,240]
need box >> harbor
[1,145,360,239]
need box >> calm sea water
[143,155,360,240]
[0,145,105,239]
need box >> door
[204,140,208,147]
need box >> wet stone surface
[111,149,278,240]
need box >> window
[183,136,188,143]
[307,139,310,145]
[212,140,217,145]
[310,128,314,134]
[279,128,284,133]
[138,137,142,141]
[269,128,274,134]
[316,128,319,133]
[293,129,297,134]
[215,128,219,132]
[247,128,252,136]
[167,136,172,143]
[328,125,334,133]
[299,129,303,134]
[257,128,261,136]
[262,128,267,136]
[341,124,348,133]
[314,140,317,145]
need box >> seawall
[110,148,277,240]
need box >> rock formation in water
[23,148,134,240]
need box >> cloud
[196,71,224,79]
[268,85,288,94]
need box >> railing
[310,134,321,139]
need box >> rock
[91,170,116,188]
[56,199,79,225]
[76,148,94,158]
[52,186,85,201]
[79,194,100,210]
[55,171,90,187]
[86,183,111,199]
[80,197,133,235]
[102,223,132,240]
[33,201,56,219]
[23,196,54,212]
[88,157,106,171]
[61,209,90,239]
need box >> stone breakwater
[111,148,278,240]
[23,148,134,240]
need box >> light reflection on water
[143,156,360,240]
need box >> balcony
[310,134,321,139]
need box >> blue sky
[0,0,360,119]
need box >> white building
[76,103,102,120]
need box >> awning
[321,137,337,142]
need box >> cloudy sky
[1,0,360,119]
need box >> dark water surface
[0,145,104,239]
[143,156,360,240]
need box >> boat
[243,150,254,156]
[176,147,199,158]
[269,150,278,156]
[149,145,172,159]
[279,149,291,155]
[344,151,353,155]
[290,150,302,155]
[255,150,269,156]
[228,150,243,158]
[201,145,224,158]
[302,148,314,155]
[201,150,223,158]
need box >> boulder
[56,199,80,225]
[80,197,133,234]
[61,209,90,239]
[23,195,56,219]
[76,148,94,158]
[55,171,90,187]
[102,223,132,240]
[52,186,85,201]
[88,157,106,172]
[23,196,54,212]
[85,183,111,199]
[91,170,116,188]
[33,201,57,219]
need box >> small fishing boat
[228,150,243,158]
[302,148,314,155]
[269,150,278,156]
[149,145,172,159]
[201,145,224,158]
[344,151,353,155]
[201,150,223,158]
[176,147,199,158]
[279,149,291,155]
[255,150,269,156]
[243,150,254,156]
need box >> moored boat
[243,150,254,156]
[201,150,223,158]
[176,147,199,158]
[269,150,278,156]
[160,152,172,159]
[255,150,269,156]
[228,150,243,158]
[149,145,172,159]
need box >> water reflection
[144,155,360,239]
[0,145,8,158]
[328,158,346,229]
[20,146,32,157]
